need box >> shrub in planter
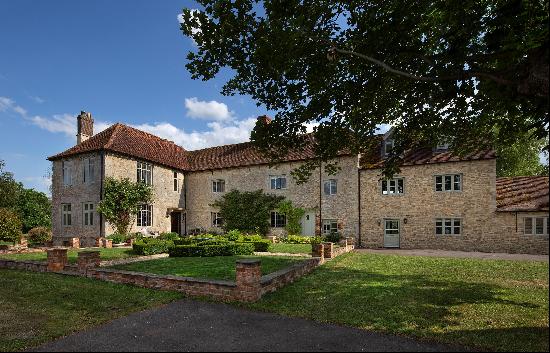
[0,208,22,244]
[27,226,52,244]
[107,233,127,244]
[159,232,180,241]
[132,239,175,255]
[323,232,341,243]
[169,243,254,257]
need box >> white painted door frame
[383,219,400,248]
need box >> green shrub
[132,239,175,255]
[173,238,194,246]
[237,240,271,252]
[159,232,180,241]
[281,235,314,244]
[169,243,254,257]
[195,239,229,246]
[226,229,242,241]
[27,226,52,244]
[107,233,128,244]
[0,208,22,244]
[323,232,341,243]
[241,234,264,242]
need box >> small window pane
[535,218,544,235]
[524,218,533,234]
[382,180,388,194]
[454,175,461,191]
[444,176,452,191]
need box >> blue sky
[0,0,272,195]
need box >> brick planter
[311,243,325,258]
[322,242,334,259]
[47,248,68,272]
[102,239,113,248]
[77,251,100,274]
[235,259,262,302]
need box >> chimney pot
[76,111,94,144]
[257,115,272,125]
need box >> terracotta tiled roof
[361,146,496,169]
[47,123,190,170]
[496,176,549,212]
[186,134,323,171]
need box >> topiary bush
[226,229,242,241]
[27,226,52,244]
[132,238,175,255]
[169,243,254,257]
[159,232,180,241]
[0,208,22,244]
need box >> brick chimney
[257,115,272,125]
[76,111,94,144]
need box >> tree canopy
[495,130,548,177]
[180,0,548,179]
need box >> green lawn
[111,255,307,280]
[242,252,549,352]
[0,248,136,264]
[268,243,312,254]
[0,269,182,352]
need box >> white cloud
[30,96,45,104]
[184,97,234,122]
[30,114,76,137]
[0,96,27,116]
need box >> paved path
[32,299,468,352]
[356,248,548,262]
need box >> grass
[0,248,137,264]
[241,252,549,352]
[0,269,182,352]
[111,255,307,280]
[269,243,312,254]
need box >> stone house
[48,111,549,254]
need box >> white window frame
[323,179,337,195]
[62,161,72,186]
[322,219,338,235]
[212,179,225,193]
[173,171,179,192]
[524,217,549,236]
[435,174,462,192]
[211,212,224,227]
[137,161,153,185]
[61,203,72,226]
[82,157,95,184]
[137,204,153,227]
[82,202,94,226]
[270,175,287,190]
[271,211,286,228]
[382,178,404,195]
[435,218,462,236]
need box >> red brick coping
[0,242,354,302]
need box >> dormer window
[384,139,394,156]
[436,142,450,152]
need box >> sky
[0,0,277,195]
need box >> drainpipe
[99,150,105,237]
[184,172,187,236]
[319,160,322,236]
[357,168,362,248]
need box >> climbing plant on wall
[277,200,305,235]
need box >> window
[324,179,337,195]
[82,157,95,184]
[524,217,549,235]
[61,204,72,226]
[270,176,287,190]
[173,171,179,192]
[271,211,286,228]
[435,218,461,235]
[211,212,224,227]
[212,179,225,193]
[62,161,72,186]
[382,178,404,195]
[322,219,338,235]
[384,139,394,156]
[137,162,153,185]
[82,203,94,226]
[435,174,462,192]
[436,142,450,151]
[137,204,152,227]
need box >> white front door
[384,219,400,248]
[301,211,316,236]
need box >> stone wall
[491,211,549,254]
[359,159,548,255]
[185,155,359,237]
[103,153,186,235]
[51,152,102,247]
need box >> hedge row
[132,239,175,256]
[169,243,255,257]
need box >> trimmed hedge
[132,239,175,255]
[159,232,180,241]
[281,235,315,244]
[169,243,254,257]
[237,240,271,252]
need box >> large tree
[0,160,23,209]
[495,130,548,177]
[180,0,548,179]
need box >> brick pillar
[236,259,262,302]
[47,248,68,272]
[102,239,112,248]
[346,237,355,248]
[322,242,334,259]
[95,237,103,247]
[311,243,325,258]
[77,251,100,274]
[18,237,28,248]
[69,237,80,248]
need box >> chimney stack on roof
[76,111,94,144]
[257,115,272,125]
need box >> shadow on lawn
[252,266,547,351]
